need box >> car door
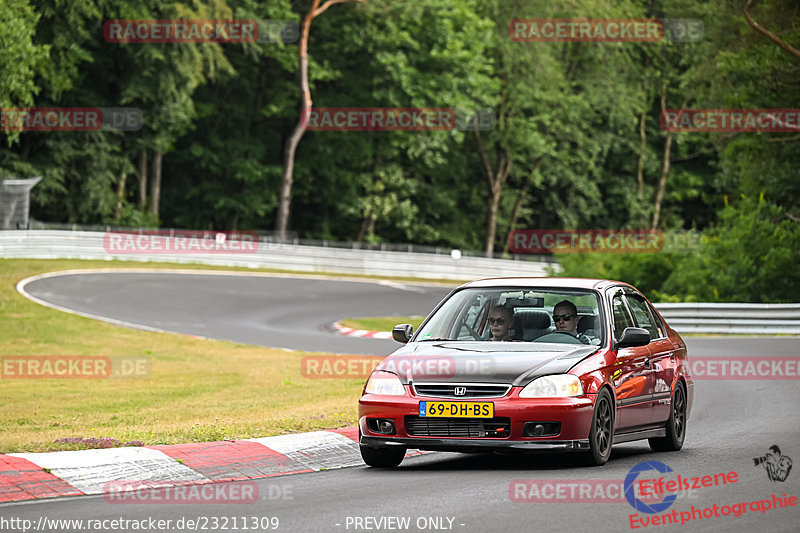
[608,288,654,431]
[625,292,675,423]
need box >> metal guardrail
[0,230,552,280]
[654,303,800,334]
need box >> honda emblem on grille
[454,386,467,396]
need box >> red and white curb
[0,428,427,504]
[331,322,392,339]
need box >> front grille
[405,416,511,438]
[412,383,511,398]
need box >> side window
[456,296,488,339]
[649,304,666,338]
[626,295,659,340]
[611,294,634,339]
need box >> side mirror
[616,327,650,349]
[392,324,414,344]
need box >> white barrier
[3,230,798,334]
[654,303,800,335]
[0,230,551,280]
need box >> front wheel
[649,383,687,452]
[360,445,406,468]
[583,388,614,466]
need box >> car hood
[376,342,599,387]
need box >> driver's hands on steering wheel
[550,330,578,337]
[548,330,591,344]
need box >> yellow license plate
[419,401,494,418]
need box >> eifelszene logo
[625,461,678,514]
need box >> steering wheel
[549,330,592,345]
[549,330,579,338]
[534,330,586,344]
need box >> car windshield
[415,287,604,346]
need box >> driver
[553,300,592,344]
[488,305,514,341]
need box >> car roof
[456,277,628,291]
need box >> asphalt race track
[6,270,800,532]
[20,270,455,354]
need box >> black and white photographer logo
[753,445,793,482]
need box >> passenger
[488,305,514,341]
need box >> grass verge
[339,316,426,332]
[0,259,453,453]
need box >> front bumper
[360,435,590,453]
[359,386,595,451]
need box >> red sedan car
[358,278,693,467]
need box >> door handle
[644,357,651,368]
[669,352,675,362]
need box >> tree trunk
[652,93,687,230]
[150,149,162,219]
[486,186,501,257]
[474,114,511,257]
[138,149,148,209]
[503,191,525,256]
[114,171,126,221]
[636,79,648,198]
[744,0,800,59]
[503,159,542,255]
[484,151,512,258]
[651,132,672,230]
[355,215,370,246]
[275,0,363,239]
[483,151,511,258]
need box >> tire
[649,382,687,452]
[583,388,614,466]
[360,444,406,468]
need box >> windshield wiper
[417,337,453,341]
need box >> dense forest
[1,0,798,301]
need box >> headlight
[519,374,583,398]
[364,370,406,396]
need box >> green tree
[0,0,49,111]
[661,195,800,302]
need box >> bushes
[552,196,800,303]
[661,195,800,303]
[550,247,685,302]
